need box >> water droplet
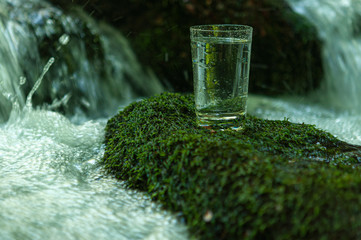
[59,34,70,46]
[19,76,26,85]
[46,19,54,25]
[3,93,12,100]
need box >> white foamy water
[0,0,164,122]
[249,95,361,145]
[248,0,361,146]
[0,108,188,240]
[0,0,187,239]
[287,0,361,112]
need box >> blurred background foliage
[52,0,323,96]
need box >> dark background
[51,0,323,96]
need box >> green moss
[103,92,361,240]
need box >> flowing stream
[249,0,361,146]
[0,0,187,239]
[1,0,361,239]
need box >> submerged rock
[103,92,361,240]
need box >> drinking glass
[190,24,253,130]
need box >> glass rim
[190,24,252,32]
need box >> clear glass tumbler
[190,24,253,130]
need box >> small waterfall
[249,0,361,145]
[0,0,164,123]
[287,0,361,112]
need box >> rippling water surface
[0,108,188,240]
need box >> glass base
[196,112,246,131]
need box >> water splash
[0,0,187,239]
[25,57,55,109]
[0,0,164,123]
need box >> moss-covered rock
[102,92,361,240]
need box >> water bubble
[3,93,12,101]
[19,76,26,85]
[59,34,70,46]
[46,19,54,25]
